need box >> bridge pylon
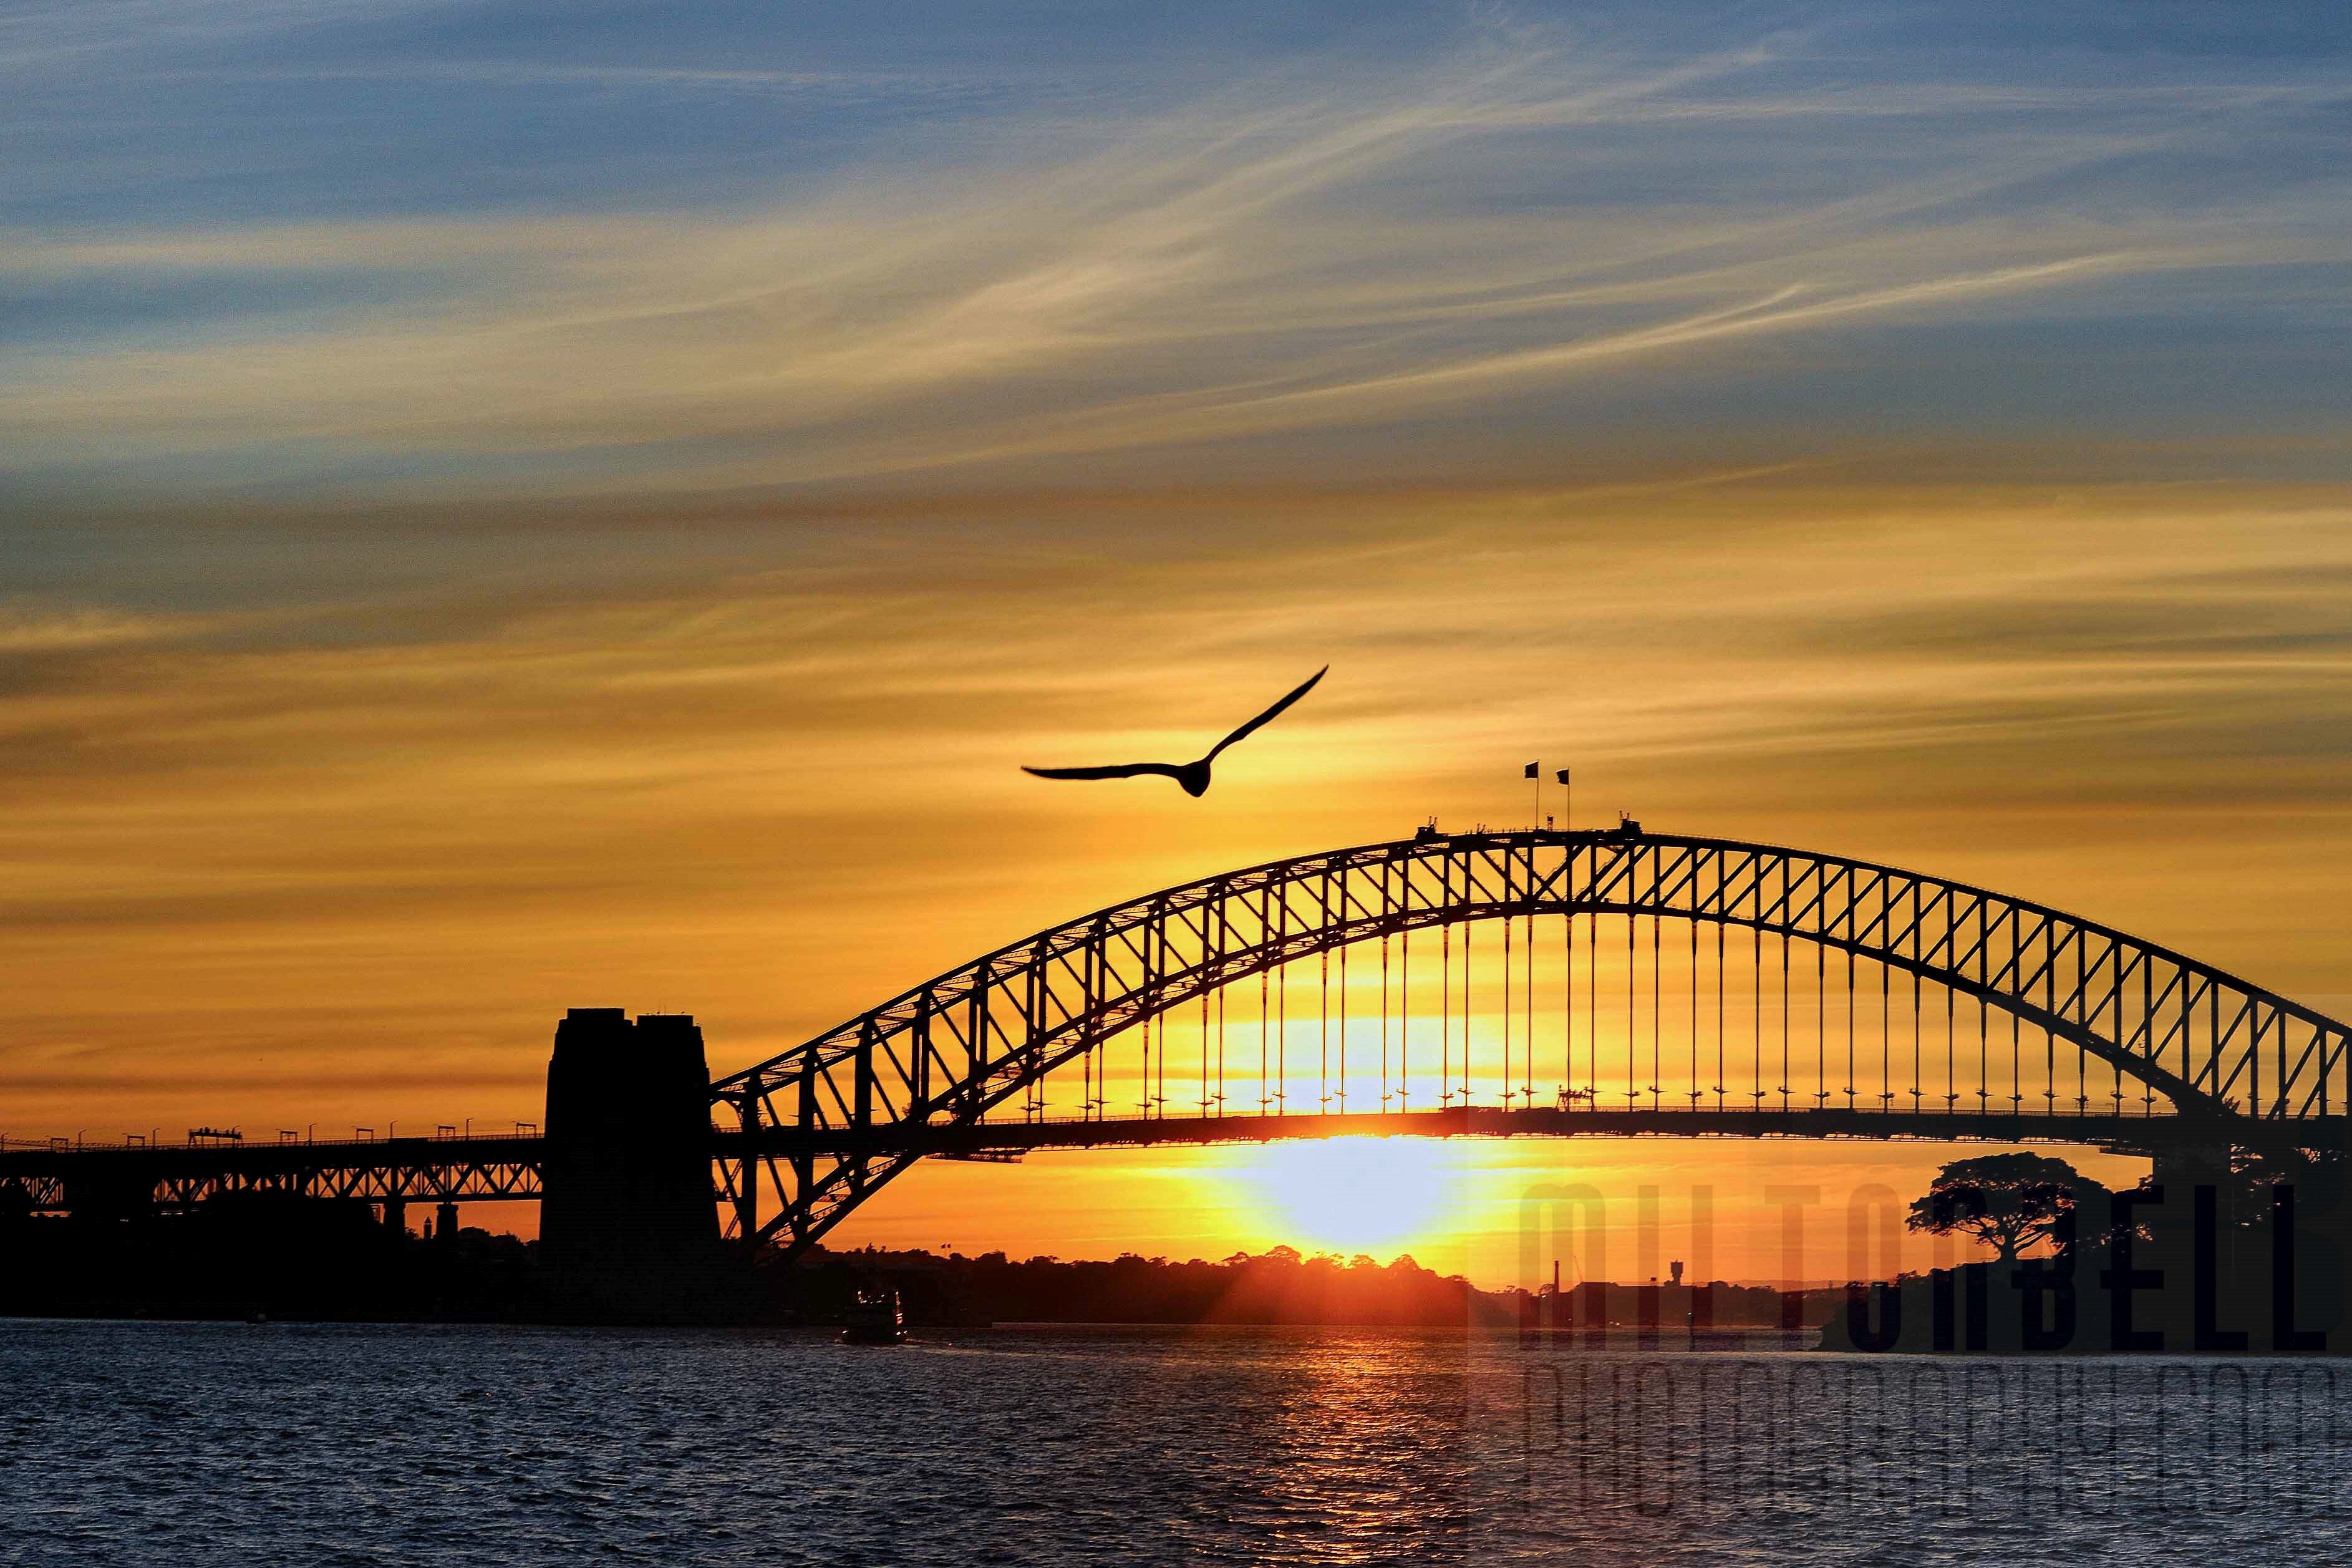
[540,1009,729,1321]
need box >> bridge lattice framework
[713,828,2352,1259]
[8,828,2347,1249]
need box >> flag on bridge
[1554,768,1569,786]
[1524,761,1539,779]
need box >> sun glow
[1237,1136,1467,1257]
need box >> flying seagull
[1023,665,1328,798]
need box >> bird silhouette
[1023,666,1327,798]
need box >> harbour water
[2,1319,2346,1565]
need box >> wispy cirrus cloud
[5,11,2346,497]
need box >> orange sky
[9,483,2350,1284]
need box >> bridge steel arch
[714,829,2352,1257]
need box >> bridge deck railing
[0,1131,542,1155]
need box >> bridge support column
[735,1078,760,1247]
[540,1009,727,1323]
[382,1198,407,1237]
[435,1201,459,1250]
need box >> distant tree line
[0,1194,542,1321]
[783,1243,1837,1330]
[1821,1149,2345,1354]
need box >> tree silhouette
[1905,1152,2086,1263]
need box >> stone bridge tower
[539,1008,726,1321]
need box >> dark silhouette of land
[791,1244,1831,1331]
[1821,1151,2345,1354]
[0,1193,544,1322]
[0,1202,1831,1331]
[5,1148,2340,1348]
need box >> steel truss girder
[715,829,2352,1259]
[0,1146,544,1214]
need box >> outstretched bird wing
[1022,762,1188,782]
[1204,665,1328,762]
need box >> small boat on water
[840,1289,907,1345]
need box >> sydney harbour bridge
[7,823,2348,1302]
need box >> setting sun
[1236,1136,1466,1258]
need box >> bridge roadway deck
[0,1133,547,1211]
[742,1105,2325,1160]
[7,1108,2341,1213]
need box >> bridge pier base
[540,1009,730,1323]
